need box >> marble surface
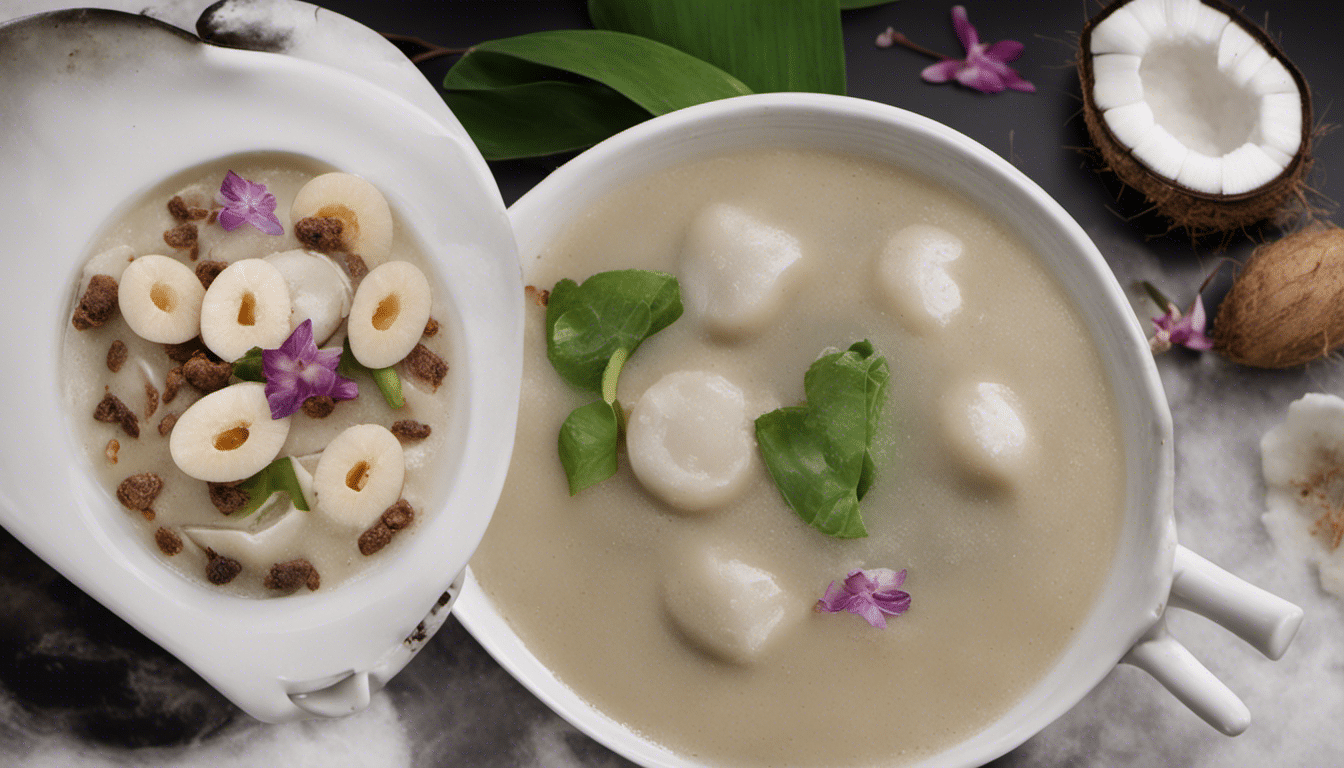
[2,1,1342,766]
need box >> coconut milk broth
[472,148,1125,766]
[61,154,460,598]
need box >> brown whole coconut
[1078,0,1313,235]
[1213,226,1344,368]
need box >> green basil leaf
[588,0,846,95]
[448,30,751,116]
[546,270,681,392]
[233,457,310,518]
[444,81,650,160]
[338,338,404,409]
[232,346,266,383]
[559,399,621,495]
[755,341,890,538]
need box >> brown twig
[382,32,470,64]
[885,31,951,61]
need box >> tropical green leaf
[445,82,648,160]
[588,0,846,95]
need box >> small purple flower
[919,6,1035,94]
[262,320,358,419]
[216,170,284,235]
[1150,296,1214,354]
[816,568,911,629]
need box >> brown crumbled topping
[524,285,550,307]
[144,381,159,419]
[163,366,185,404]
[344,253,368,281]
[423,317,440,337]
[105,439,119,464]
[390,420,431,442]
[295,216,345,252]
[94,393,140,438]
[183,351,232,393]
[264,559,320,592]
[72,275,119,330]
[404,344,447,390]
[195,260,227,290]
[163,222,198,250]
[205,550,242,585]
[382,499,415,531]
[301,395,336,418]
[207,209,219,225]
[116,472,162,517]
[157,412,178,437]
[106,340,128,373]
[163,338,212,364]
[207,482,250,516]
[154,527,183,556]
[358,523,393,556]
[167,195,191,222]
[189,243,200,262]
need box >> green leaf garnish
[588,0,846,95]
[549,271,681,494]
[233,457,310,518]
[338,337,405,409]
[546,270,681,392]
[755,341,890,538]
[232,346,266,382]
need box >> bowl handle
[1121,545,1304,735]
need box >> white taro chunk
[662,548,799,665]
[679,203,804,339]
[182,496,308,576]
[875,224,964,334]
[626,371,755,513]
[940,380,1034,489]
[264,248,354,346]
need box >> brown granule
[294,216,344,252]
[205,550,242,585]
[344,252,368,281]
[144,381,159,419]
[194,260,228,290]
[357,524,393,556]
[390,420,431,442]
[116,472,162,518]
[154,527,183,556]
[207,482,250,516]
[93,392,139,438]
[382,499,415,530]
[157,412,178,437]
[207,209,219,225]
[183,351,232,393]
[167,195,190,221]
[105,439,119,464]
[404,344,447,390]
[301,395,336,418]
[106,339,128,372]
[163,222,198,251]
[163,366,185,404]
[163,337,211,364]
[72,275,119,330]
[264,559,320,592]
[423,317,439,337]
[524,285,550,307]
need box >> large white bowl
[454,93,1305,767]
[0,8,522,722]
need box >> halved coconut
[1079,0,1312,234]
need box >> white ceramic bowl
[453,93,1305,767]
[0,9,522,722]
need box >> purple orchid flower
[1150,295,1215,354]
[816,568,911,629]
[262,319,358,419]
[918,6,1035,94]
[216,170,284,235]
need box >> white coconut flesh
[1086,0,1305,196]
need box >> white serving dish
[0,7,521,722]
[452,93,1306,767]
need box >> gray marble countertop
[1,1,1341,766]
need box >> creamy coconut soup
[472,149,1126,766]
[63,155,458,598]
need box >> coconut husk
[1213,225,1344,367]
[1078,0,1314,236]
